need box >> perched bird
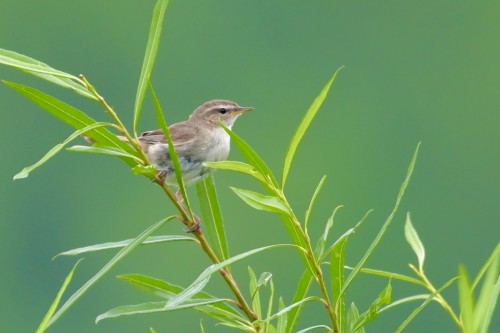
[132,99,253,186]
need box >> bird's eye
[218,108,228,114]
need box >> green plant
[1,1,498,332]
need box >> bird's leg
[157,170,167,184]
[185,214,201,234]
[175,189,184,204]
[174,189,201,233]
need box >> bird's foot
[185,214,201,234]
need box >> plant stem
[82,77,258,327]
[410,265,462,329]
[277,191,339,333]
[157,180,258,324]
[79,75,145,156]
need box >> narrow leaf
[472,243,500,290]
[319,209,371,263]
[248,267,262,318]
[346,303,363,333]
[404,213,425,272]
[345,266,426,288]
[231,187,291,215]
[341,143,420,298]
[282,67,344,187]
[204,160,266,184]
[97,298,224,323]
[276,298,288,333]
[352,281,392,331]
[286,269,314,333]
[459,265,475,333]
[221,123,279,189]
[266,279,275,326]
[296,325,331,333]
[475,245,500,333]
[261,297,322,323]
[66,145,143,162]
[395,277,458,333]
[133,0,169,135]
[150,82,192,215]
[14,122,116,180]
[167,244,297,308]
[331,236,348,332]
[0,48,94,99]
[4,81,137,161]
[118,274,244,320]
[305,175,327,231]
[378,294,435,314]
[196,176,229,260]
[46,216,175,328]
[314,205,342,259]
[54,235,195,258]
[36,259,83,333]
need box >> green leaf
[459,266,475,333]
[0,49,94,99]
[118,274,244,320]
[150,82,193,216]
[345,266,426,288]
[404,213,425,272]
[276,298,288,333]
[248,267,262,319]
[352,281,392,331]
[260,297,322,324]
[331,236,348,332]
[221,123,279,189]
[66,145,143,163]
[132,165,158,178]
[282,67,344,187]
[196,176,229,260]
[133,0,169,136]
[4,81,137,161]
[231,187,291,215]
[314,206,341,258]
[305,175,327,231]
[395,277,458,333]
[14,122,116,180]
[378,294,435,314]
[266,279,275,328]
[36,259,83,333]
[346,303,363,333]
[319,209,371,264]
[475,245,500,333]
[54,235,195,258]
[296,325,331,333]
[167,244,297,309]
[286,269,314,333]
[341,143,421,298]
[46,216,175,328]
[204,160,267,185]
[472,243,500,291]
[96,299,225,323]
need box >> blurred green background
[1,0,499,332]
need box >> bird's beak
[233,106,254,114]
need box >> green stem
[157,181,258,324]
[276,190,339,333]
[80,75,145,156]
[410,265,462,329]
[83,76,258,327]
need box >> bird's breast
[204,128,230,162]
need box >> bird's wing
[139,121,200,153]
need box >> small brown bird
[133,99,253,186]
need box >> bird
[131,99,253,186]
